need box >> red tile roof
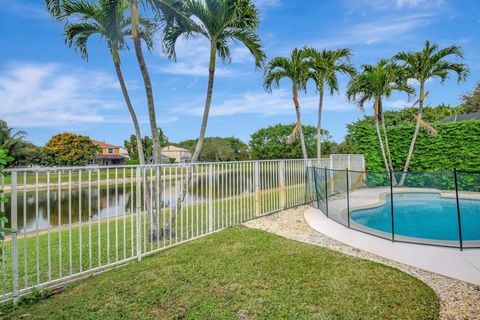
[91,139,118,148]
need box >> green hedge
[347,120,480,173]
[346,120,480,190]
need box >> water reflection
[6,172,261,232]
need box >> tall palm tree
[304,48,356,158]
[264,48,312,159]
[161,0,265,235]
[50,0,161,238]
[163,0,266,163]
[59,0,154,168]
[130,0,187,163]
[395,41,469,185]
[347,60,414,182]
[47,0,185,164]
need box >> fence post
[453,168,463,251]
[254,161,260,216]
[346,169,350,229]
[11,172,18,303]
[135,167,142,261]
[279,160,286,209]
[389,170,395,242]
[324,167,329,217]
[208,164,213,232]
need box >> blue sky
[0,0,479,146]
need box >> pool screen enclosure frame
[306,167,480,251]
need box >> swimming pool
[351,193,480,242]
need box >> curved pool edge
[304,206,480,286]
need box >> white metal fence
[0,155,364,302]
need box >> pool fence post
[11,172,19,303]
[346,168,350,229]
[254,161,260,216]
[324,167,329,217]
[312,167,319,209]
[208,164,213,232]
[279,160,286,209]
[453,168,463,251]
[135,167,142,261]
[389,170,395,242]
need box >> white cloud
[348,0,444,11]
[0,62,127,128]
[170,89,357,118]
[315,13,435,48]
[154,36,256,77]
[0,0,48,20]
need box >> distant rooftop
[441,112,480,123]
[91,139,118,148]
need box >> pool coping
[322,187,480,248]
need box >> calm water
[351,193,480,241]
[6,173,261,232]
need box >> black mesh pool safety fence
[305,167,480,250]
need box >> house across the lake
[90,139,128,166]
[162,145,192,163]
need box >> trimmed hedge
[347,120,480,173]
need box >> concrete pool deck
[305,207,480,285]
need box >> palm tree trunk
[375,116,390,173]
[111,48,146,165]
[130,0,162,164]
[399,82,425,186]
[381,118,397,185]
[192,43,217,163]
[162,42,217,237]
[111,45,158,239]
[316,89,324,159]
[293,84,308,159]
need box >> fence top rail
[308,166,480,175]
[3,157,347,173]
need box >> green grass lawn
[0,227,439,320]
[0,184,304,295]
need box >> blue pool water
[350,193,480,241]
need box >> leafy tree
[223,137,249,160]
[163,0,265,163]
[264,48,313,159]
[347,59,414,183]
[201,138,235,161]
[249,123,330,160]
[42,133,100,166]
[124,129,169,160]
[460,82,480,114]
[0,149,14,240]
[176,136,248,161]
[49,0,155,168]
[330,141,354,154]
[394,41,469,185]
[304,48,355,158]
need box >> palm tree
[51,0,161,239]
[395,41,469,185]
[59,0,154,168]
[347,60,414,182]
[304,48,356,158]
[264,48,312,159]
[47,0,185,164]
[161,0,265,236]
[163,0,266,163]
